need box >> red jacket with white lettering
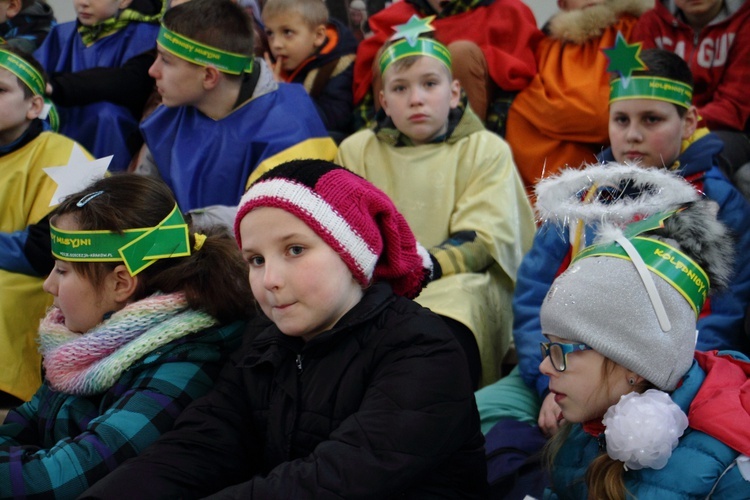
[632,0,750,131]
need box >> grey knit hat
[540,200,734,391]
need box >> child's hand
[538,392,564,437]
[264,52,284,83]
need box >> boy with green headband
[336,16,535,389]
[138,0,336,222]
[488,46,750,445]
[0,45,93,406]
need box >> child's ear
[110,264,139,304]
[25,95,44,120]
[378,89,390,116]
[313,24,327,49]
[681,106,699,140]
[203,66,222,90]
[118,0,134,9]
[449,79,460,109]
[557,0,568,10]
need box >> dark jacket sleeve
[48,50,156,119]
[0,215,53,276]
[314,59,355,135]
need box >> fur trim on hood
[547,0,654,43]
[534,162,700,226]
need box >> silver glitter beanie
[540,202,734,391]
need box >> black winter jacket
[81,283,488,498]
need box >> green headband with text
[0,48,59,130]
[610,76,693,109]
[573,233,708,317]
[50,204,191,276]
[157,24,253,75]
[379,37,452,75]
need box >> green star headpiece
[157,24,253,75]
[378,15,451,75]
[603,32,693,108]
[573,210,709,317]
[0,47,59,131]
[50,203,191,276]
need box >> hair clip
[76,190,105,207]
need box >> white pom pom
[603,389,689,470]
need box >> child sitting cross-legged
[0,174,252,498]
[541,202,750,499]
[337,19,535,389]
[79,160,488,498]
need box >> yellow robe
[336,124,535,385]
[0,132,89,400]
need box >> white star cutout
[43,144,112,206]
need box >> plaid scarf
[77,7,161,46]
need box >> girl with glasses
[540,200,750,500]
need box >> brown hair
[544,358,655,499]
[50,174,254,324]
[163,0,254,80]
[262,0,328,28]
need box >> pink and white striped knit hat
[234,160,432,298]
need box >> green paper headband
[610,76,693,109]
[157,24,253,75]
[0,48,59,131]
[50,204,191,276]
[379,37,452,75]
[573,234,709,317]
[0,48,44,95]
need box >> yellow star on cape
[43,144,111,206]
[391,15,436,45]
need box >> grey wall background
[47,0,557,26]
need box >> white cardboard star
[43,144,112,206]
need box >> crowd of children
[0,0,749,496]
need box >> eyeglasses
[540,342,593,372]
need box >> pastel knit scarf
[38,293,218,396]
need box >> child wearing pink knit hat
[83,159,488,498]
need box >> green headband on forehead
[602,31,693,109]
[157,24,253,75]
[379,14,451,75]
[0,48,59,130]
[0,48,45,95]
[573,211,709,317]
[379,38,451,75]
[50,203,191,276]
[610,76,693,109]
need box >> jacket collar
[243,282,397,367]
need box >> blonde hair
[262,0,328,28]
[544,358,654,500]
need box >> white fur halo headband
[534,162,701,226]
